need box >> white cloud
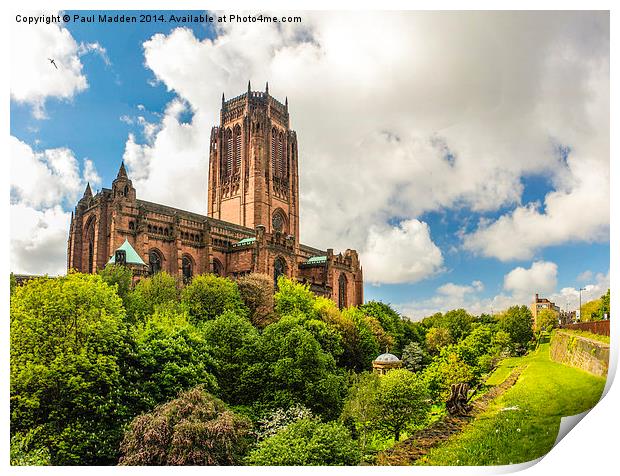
[10,136,101,275]
[78,41,111,65]
[397,261,561,320]
[577,270,594,282]
[503,260,558,300]
[11,14,88,118]
[362,220,443,285]
[10,204,71,275]
[120,11,607,283]
[549,271,609,311]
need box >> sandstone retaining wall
[549,330,609,377]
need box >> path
[376,366,524,466]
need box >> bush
[422,352,475,403]
[340,372,381,453]
[10,429,50,466]
[98,264,133,304]
[245,417,360,466]
[127,272,179,321]
[254,404,314,441]
[119,386,251,465]
[11,274,132,464]
[373,369,431,441]
[274,276,316,317]
[237,273,276,327]
[181,274,247,323]
[401,341,430,372]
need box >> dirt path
[376,366,524,466]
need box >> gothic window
[129,221,134,231]
[149,249,163,275]
[271,128,277,177]
[274,257,286,288]
[272,210,286,233]
[278,132,284,177]
[233,125,242,174]
[212,259,223,276]
[124,185,129,196]
[182,255,193,284]
[338,273,348,310]
[85,218,96,273]
[225,128,233,176]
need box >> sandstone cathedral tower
[68,84,363,308]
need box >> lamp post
[578,288,585,322]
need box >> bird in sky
[48,58,58,69]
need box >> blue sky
[10,11,610,319]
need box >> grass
[557,328,610,345]
[417,342,606,466]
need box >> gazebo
[372,348,402,375]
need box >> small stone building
[372,351,402,375]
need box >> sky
[9,10,610,320]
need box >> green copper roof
[107,239,147,266]
[234,237,256,247]
[306,255,327,264]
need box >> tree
[274,276,316,318]
[245,417,360,466]
[181,274,247,323]
[11,274,132,464]
[342,307,381,371]
[422,352,475,402]
[373,369,431,441]
[340,372,380,454]
[401,341,430,372]
[360,301,404,352]
[425,327,452,354]
[239,317,347,419]
[132,305,218,409]
[10,429,51,466]
[201,310,259,404]
[254,404,314,441]
[119,386,251,465]
[442,309,474,342]
[237,273,276,327]
[535,309,557,333]
[98,264,133,305]
[491,329,513,357]
[126,271,179,321]
[499,305,534,353]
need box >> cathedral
[67,84,364,308]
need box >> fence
[560,320,610,337]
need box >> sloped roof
[233,237,256,247]
[107,239,146,266]
[306,255,327,264]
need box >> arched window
[271,128,277,177]
[338,273,348,310]
[233,125,242,174]
[278,131,284,177]
[272,210,286,233]
[85,217,96,273]
[274,257,286,288]
[182,255,193,284]
[225,128,233,176]
[212,259,223,277]
[123,185,129,196]
[149,249,163,275]
[129,221,134,231]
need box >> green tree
[342,307,381,371]
[454,325,493,372]
[10,272,18,295]
[237,273,276,327]
[499,305,534,353]
[119,386,251,465]
[240,317,347,419]
[425,327,452,354]
[201,310,259,404]
[246,417,360,466]
[126,271,179,321]
[360,301,404,352]
[181,274,247,323]
[442,309,474,342]
[10,429,51,466]
[274,276,316,318]
[11,274,132,464]
[374,369,431,441]
[98,264,133,305]
[401,341,430,372]
[340,372,380,454]
[491,329,513,356]
[132,305,218,408]
[535,308,557,333]
[422,352,475,402]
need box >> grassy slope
[417,342,606,466]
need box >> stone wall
[549,330,609,377]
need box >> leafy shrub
[181,274,247,323]
[401,342,430,372]
[422,352,475,402]
[425,327,452,354]
[274,276,317,317]
[246,417,360,466]
[237,273,276,327]
[98,264,133,305]
[10,429,50,466]
[119,386,251,465]
[254,404,314,441]
[127,272,179,321]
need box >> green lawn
[417,342,606,466]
